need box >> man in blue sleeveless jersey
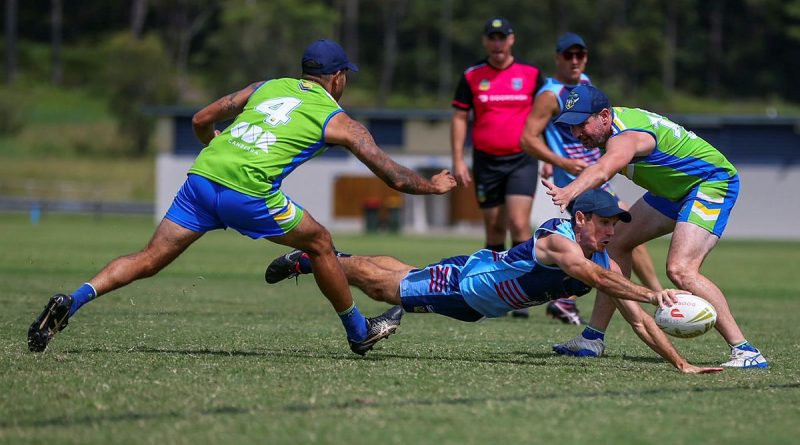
[520,33,662,325]
[266,189,722,374]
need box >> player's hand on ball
[650,289,687,309]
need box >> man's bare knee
[298,227,335,257]
[666,261,696,288]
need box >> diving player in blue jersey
[520,33,662,324]
[265,189,722,374]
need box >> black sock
[485,243,506,252]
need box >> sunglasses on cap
[561,50,588,61]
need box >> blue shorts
[643,175,739,238]
[165,174,305,239]
[399,255,485,322]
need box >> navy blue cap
[571,188,631,223]
[483,17,513,36]
[555,85,610,126]
[301,39,359,75]
[556,32,587,53]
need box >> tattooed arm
[325,112,456,195]
[192,82,263,145]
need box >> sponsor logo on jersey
[298,80,314,91]
[229,122,276,153]
[565,91,579,109]
[479,79,491,91]
[477,94,528,103]
[512,77,523,91]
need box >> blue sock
[732,341,758,352]
[69,283,98,316]
[338,304,368,341]
[581,326,605,341]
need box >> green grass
[1,214,799,444]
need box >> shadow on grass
[64,345,724,367]
[0,406,251,429]
[64,345,557,367]
[283,382,800,413]
[6,383,798,429]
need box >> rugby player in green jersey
[28,39,456,356]
[543,85,767,368]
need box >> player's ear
[574,210,586,227]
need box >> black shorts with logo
[472,150,538,209]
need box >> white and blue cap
[570,188,631,223]
[301,39,359,75]
[555,84,610,126]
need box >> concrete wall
[157,153,800,240]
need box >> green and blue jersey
[189,78,343,198]
[609,107,737,201]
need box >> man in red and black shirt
[451,17,544,262]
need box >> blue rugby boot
[28,293,73,352]
[552,334,605,357]
[349,305,403,356]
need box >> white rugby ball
[654,294,717,338]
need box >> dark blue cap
[555,85,610,126]
[556,32,587,53]
[571,188,631,222]
[483,17,513,36]
[301,39,359,75]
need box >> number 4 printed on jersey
[256,97,302,126]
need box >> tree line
[3,0,799,154]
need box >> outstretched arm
[540,234,676,306]
[192,81,262,145]
[543,131,649,211]
[609,293,721,373]
[538,234,722,373]
[325,112,456,195]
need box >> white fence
[157,153,800,240]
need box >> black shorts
[472,150,538,209]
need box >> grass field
[1,213,799,445]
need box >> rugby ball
[654,294,717,338]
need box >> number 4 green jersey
[608,107,737,201]
[189,78,343,197]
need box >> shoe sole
[720,355,769,369]
[28,297,70,352]
[552,345,599,357]
[351,325,399,356]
